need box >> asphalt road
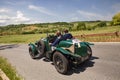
[0,43,120,80]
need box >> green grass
[71,26,120,35]
[0,34,46,43]
[78,36,120,42]
[0,26,120,43]
[0,56,22,80]
[71,26,120,42]
[0,76,2,80]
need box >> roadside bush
[77,22,86,30]
[110,21,113,26]
[87,26,96,30]
[22,31,35,34]
[97,21,106,27]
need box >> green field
[0,26,120,43]
[0,34,46,43]
[71,25,120,35]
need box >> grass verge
[0,76,2,80]
[0,34,46,43]
[0,56,22,80]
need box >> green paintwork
[29,33,94,60]
[55,47,71,55]
[83,42,94,45]
[74,42,94,57]
[74,42,87,57]
[42,38,51,51]
[28,33,94,73]
[58,39,73,48]
[29,40,93,57]
[57,40,93,57]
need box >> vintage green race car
[28,34,93,74]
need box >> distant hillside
[0,21,115,35]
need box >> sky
[0,0,120,26]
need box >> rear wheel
[53,51,69,74]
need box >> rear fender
[28,43,37,53]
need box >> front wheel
[53,51,69,74]
[87,45,92,60]
[29,46,37,59]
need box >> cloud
[0,8,9,13]
[71,17,79,21]
[77,10,103,19]
[5,1,16,5]
[0,15,10,24]
[0,15,10,20]
[77,10,112,20]
[5,0,30,6]
[28,5,56,16]
[0,8,11,25]
[0,10,30,26]
[13,11,30,23]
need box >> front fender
[83,42,94,46]
[55,47,71,55]
[28,43,37,53]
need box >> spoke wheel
[29,46,36,59]
[87,45,92,60]
[53,51,69,74]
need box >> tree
[77,22,86,30]
[97,21,107,27]
[112,12,120,25]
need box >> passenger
[62,29,73,40]
[51,31,62,46]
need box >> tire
[37,40,45,58]
[29,46,36,59]
[53,51,69,74]
[87,45,92,60]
